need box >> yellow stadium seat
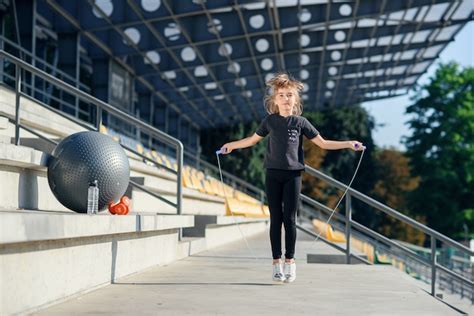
[225,198,266,217]
[151,150,163,164]
[202,178,217,195]
[235,191,260,204]
[191,172,206,193]
[223,184,235,198]
[161,154,173,170]
[99,124,108,134]
[136,144,144,155]
[182,171,194,188]
[312,219,346,243]
[210,178,225,197]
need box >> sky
[361,21,474,151]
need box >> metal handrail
[297,224,372,265]
[0,35,90,92]
[1,71,92,120]
[183,151,265,203]
[301,194,473,301]
[305,166,473,255]
[301,164,473,299]
[1,50,184,237]
[0,47,262,219]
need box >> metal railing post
[96,106,102,131]
[345,193,352,264]
[0,36,3,83]
[176,141,184,241]
[14,66,21,145]
[431,235,437,297]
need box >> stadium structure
[0,1,472,314]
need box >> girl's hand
[219,143,233,155]
[348,141,364,151]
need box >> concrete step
[131,186,226,215]
[0,209,268,315]
[0,134,11,144]
[0,210,194,244]
[0,85,87,139]
[0,142,226,216]
[0,115,8,129]
[0,209,195,316]
[183,214,268,237]
[15,137,60,154]
[307,253,368,264]
[178,236,207,256]
[33,232,466,316]
[0,143,68,211]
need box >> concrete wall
[0,84,270,315]
[0,211,269,315]
[0,211,194,315]
[1,229,180,315]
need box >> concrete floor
[34,230,471,315]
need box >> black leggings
[265,169,302,260]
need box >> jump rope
[215,143,366,261]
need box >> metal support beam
[90,58,109,128]
[431,235,437,297]
[345,193,352,264]
[57,31,80,116]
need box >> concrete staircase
[0,85,269,315]
[31,232,472,316]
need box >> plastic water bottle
[87,180,99,215]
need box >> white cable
[216,147,366,260]
[216,152,259,262]
[311,148,366,245]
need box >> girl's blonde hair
[264,73,304,115]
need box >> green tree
[200,121,267,190]
[403,62,474,240]
[304,106,378,227]
[371,149,424,245]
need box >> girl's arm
[220,133,263,154]
[310,134,363,151]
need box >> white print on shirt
[288,128,299,143]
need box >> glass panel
[415,6,429,22]
[403,76,418,85]
[452,0,474,20]
[390,65,407,75]
[422,44,444,58]
[400,50,417,60]
[411,61,431,73]
[425,3,450,22]
[356,19,377,28]
[436,25,461,41]
[404,29,431,44]
[329,22,353,30]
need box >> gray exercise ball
[47,131,130,213]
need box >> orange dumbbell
[108,196,130,215]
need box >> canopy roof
[40,0,472,128]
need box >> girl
[219,73,364,283]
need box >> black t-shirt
[255,114,319,170]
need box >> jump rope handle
[354,143,367,151]
[216,148,228,155]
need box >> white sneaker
[284,262,296,283]
[272,263,286,282]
